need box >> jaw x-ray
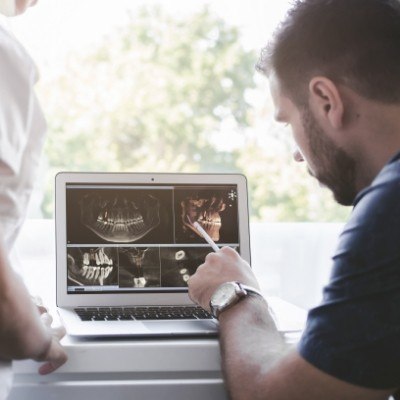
[79,193,160,243]
[66,188,173,245]
[67,247,118,287]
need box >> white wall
[251,222,343,309]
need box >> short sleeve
[299,165,400,389]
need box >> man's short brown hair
[257,0,400,105]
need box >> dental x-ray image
[160,247,215,287]
[118,247,161,288]
[66,188,174,244]
[174,187,239,244]
[67,247,118,286]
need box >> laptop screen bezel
[55,172,251,307]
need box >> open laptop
[55,172,251,337]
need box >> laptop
[55,172,251,337]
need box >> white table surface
[8,220,306,400]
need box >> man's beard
[301,108,357,206]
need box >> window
[10,0,350,223]
[9,0,349,309]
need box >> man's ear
[308,77,344,129]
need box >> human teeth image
[80,193,160,243]
[181,194,226,241]
[159,247,240,287]
[118,247,161,288]
[174,187,239,244]
[86,266,95,279]
[67,247,117,287]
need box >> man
[0,1,67,398]
[188,0,400,399]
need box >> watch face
[211,282,237,308]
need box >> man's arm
[188,247,396,400]
[0,241,67,374]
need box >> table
[8,220,306,400]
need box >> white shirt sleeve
[0,25,47,251]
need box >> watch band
[237,283,263,298]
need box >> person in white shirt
[0,1,67,398]
[0,22,46,250]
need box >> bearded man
[188,1,400,399]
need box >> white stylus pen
[193,221,220,252]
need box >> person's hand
[31,295,48,315]
[36,310,68,375]
[15,0,37,13]
[187,246,260,311]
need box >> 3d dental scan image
[67,247,118,287]
[66,188,174,244]
[174,187,239,244]
[118,247,161,288]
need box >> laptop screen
[66,183,240,293]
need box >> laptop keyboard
[74,306,213,321]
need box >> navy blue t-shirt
[299,151,400,390]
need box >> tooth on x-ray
[68,248,116,287]
[86,267,95,279]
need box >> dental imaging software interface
[66,183,240,293]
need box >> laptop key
[119,315,133,320]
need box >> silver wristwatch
[209,281,263,319]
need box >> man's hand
[188,246,260,311]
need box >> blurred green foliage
[38,5,350,222]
